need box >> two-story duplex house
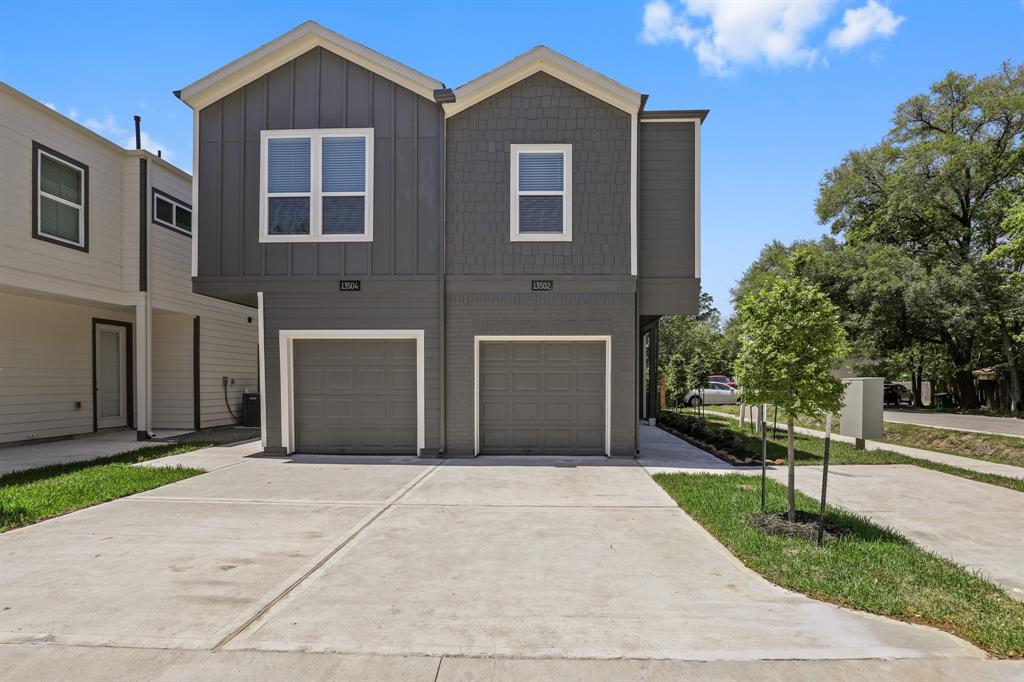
[0,83,258,444]
[178,21,703,457]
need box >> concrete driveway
[0,437,990,679]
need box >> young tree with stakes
[734,278,851,523]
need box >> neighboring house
[0,83,258,445]
[178,21,702,456]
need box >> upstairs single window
[34,143,88,250]
[152,189,192,235]
[260,129,373,242]
[511,144,572,242]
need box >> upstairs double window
[510,144,572,242]
[260,129,373,242]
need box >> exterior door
[95,324,128,429]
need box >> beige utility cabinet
[839,377,884,447]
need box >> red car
[708,374,738,388]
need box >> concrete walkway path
[0,437,987,679]
[884,409,1024,438]
[0,427,256,476]
[766,465,1024,602]
[707,410,1024,481]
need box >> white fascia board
[444,46,642,118]
[179,21,444,110]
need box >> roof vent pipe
[133,115,141,150]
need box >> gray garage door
[293,339,417,454]
[479,340,606,455]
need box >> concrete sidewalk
[3,643,1020,682]
[0,428,258,476]
[708,410,1024,480]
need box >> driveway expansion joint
[209,461,446,652]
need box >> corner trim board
[257,292,267,447]
[277,329,426,455]
[193,316,201,431]
[473,335,612,456]
[139,158,148,291]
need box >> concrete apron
[0,440,988,673]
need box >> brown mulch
[748,510,852,543]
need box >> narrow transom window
[510,144,572,242]
[152,189,192,236]
[260,129,373,242]
[34,143,88,250]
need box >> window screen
[38,151,84,244]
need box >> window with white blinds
[510,144,572,241]
[35,144,87,249]
[260,129,373,242]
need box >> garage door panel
[479,340,605,455]
[294,338,417,455]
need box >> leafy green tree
[734,278,851,522]
[816,63,1024,409]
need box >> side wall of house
[151,312,194,430]
[0,292,133,444]
[0,88,129,301]
[148,160,259,428]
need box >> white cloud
[81,110,173,159]
[827,0,905,51]
[641,0,834,75]
[84,112,128,137]
[641,0,905,75]
[67,107,79,120]
[43,102,56,110]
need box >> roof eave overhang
[178,21,444,110]
[442,47,643,119]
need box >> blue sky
[3,1,1021,316]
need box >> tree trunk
[954,369,979,410]
[787,417,796,523]
[997,313,1022,415]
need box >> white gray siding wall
[0,87,128,299]
[200,314,258,427]
[151,312,194,429]
[0,291,132,444]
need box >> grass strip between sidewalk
[655,472,1024,658]
[661,410,1024,493]
[0,442,211,532]
[707,404,1024,468]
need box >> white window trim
[37,148,86,247]
[259,128,374,243]
[278,329,425,455]
[152,189,192,236]
[510,143,572,242]
[473,335,611,456]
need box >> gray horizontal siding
[198,46,443,281]
[446,72,631,276]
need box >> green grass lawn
[660,410,1024,493]
[654,472,1024,657]
[0,443,209,532]
[705,404,1024,468]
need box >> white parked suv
[684,382,741,407]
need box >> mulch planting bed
[748,510,853,543]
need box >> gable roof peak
[444,44,643,118]
[177,21,444,109]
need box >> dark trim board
[91,318,134,432]
[31,141,90,252]
[139,158,148,291]
[193,316,201,431]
